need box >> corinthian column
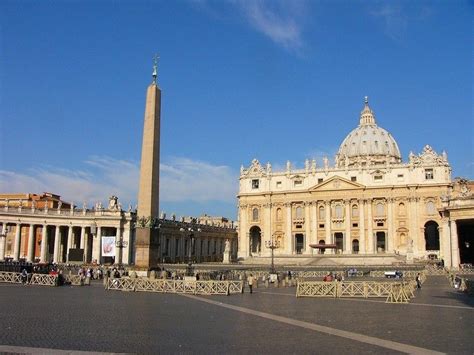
[344,200,351,254]
[13,224,21,261]
[367,199,374,254]
[285,203,292,254]
[359,199,366,254]
[40,225,48,263]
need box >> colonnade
[0,221,131,265]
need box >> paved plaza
[0,276,472,354]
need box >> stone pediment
[309,176,365,192]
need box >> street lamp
[265,234,280,274]
[180,226,201,276]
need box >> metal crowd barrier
[296,280,415,303]
[106,278,244,296]
[0,271,58,286]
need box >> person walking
[248,274,255,294]
[416,273,422,289]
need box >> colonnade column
[325,201,332,254]
[359,199,366,254]
[115,227,122,265]
[440,217,451,267]
[122,227,131,265]
[344,200,351,254]
[285,203,292,254]
[13,223,21,261]
[53,226,61,263]
[0,223,6,261]
[367,199,374,254]
[66,226,73,262]
[83,229,89,263]
[27,224,35,262]
[451,220,460,269]
[387,198,393,253]
[304,202,311,254]
[40,225,48,263]
[92,226,102,264]
[80,227,85,249]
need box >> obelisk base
[134,228,160,269]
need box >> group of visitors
[323,273,344,282]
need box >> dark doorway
[335,233,343,254]
[250,226,261,254]
[352,239,359,254]
[318,239,326,254]
[457,220,474,264]
[424,221,440,251]
[376,232,386,253]
[295,234,304,254]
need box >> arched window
[426,201,436,215]
[335,204,343,218]
[375,203,384,217]
[252,208,259,221]
[352,205,359,218]
[398,203,406,216]
[276,208,282,221]
[295,206,303,219]
[319,206,325,220]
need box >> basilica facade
[237,98,470,268]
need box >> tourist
[416,273,422,289]
[21,268,28,284]
[247,274,255,293]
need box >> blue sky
[0,0,472,220]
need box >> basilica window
[294,180,302,187]
[425,169,434,180]
[318,178,323,184]
[374,175,383,182]
[351,176,357,182]
[319,206,325,220]
[252,179,260,189]
[375,202,385,216]
[295,206,303,219]
[426,201,436,215]
[276,181,282,189]
[397,174,404,181]
[252,208,259,221]
[352,205,359,218]
[335,204,343,218]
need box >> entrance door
[458,220,474,264]
[295,234,304,254]
[249,226,261,255]
[335,233,343,254]
[376,232,386,253]
[318,239,326,254]
[424,221,440,251]
[352,239,359,254]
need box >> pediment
[309,176,365,191]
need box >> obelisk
[135,56,161,268]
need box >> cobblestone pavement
[0,276,472,354]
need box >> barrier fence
[106,277,244,296]
[0,271,58,286]
[296,280,417,303]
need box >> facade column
[451,220,460,269]
[263,203,271,256]
[367,199,374,254]
[440,217,451,267]
[53,226,61,263]
[83,230,89,263]
[27,224,35,262]
[408,195,419,256]
[13,223,21,261]
[325,201,332,254]
[66,226,73,262]
[304,202,311,254]
[40,225,48,263]
[238,205,248,258]
[93,226,102,264]
[344,200,351,254]
[80,227,85,249]
[0,223,7,261]
[359,199,366,254]
[285,203,292,255]
[387,198,394,253]
[310,202,317,249]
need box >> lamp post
[115,236,128,267]
[265,234,280,274]
[180,225,201,276]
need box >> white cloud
[0,156,237,207]
[235,0,307,51]
[370,4,408,41]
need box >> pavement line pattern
[0,345,128,354]
[182,294,445,355]
[257,291,474,310]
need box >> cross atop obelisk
[135,57,162,268]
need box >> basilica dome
[336,97,401,168]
